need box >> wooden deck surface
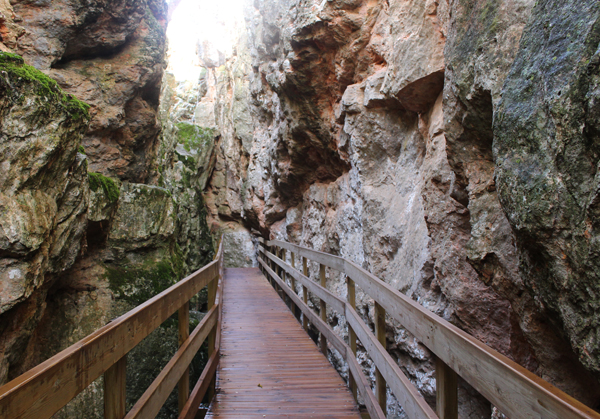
[205,267,361,419]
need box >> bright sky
[166,0,246,81]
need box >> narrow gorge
[0,0,600,417]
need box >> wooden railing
[258,238,600,419]
[0,238,224,419]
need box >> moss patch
[88,172,120,203]
[105,260,177,307]
[176,122,215,152]
[0,52,91,120]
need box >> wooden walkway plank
[206,268,361,419]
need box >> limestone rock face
[196,0,600,414]
[154,71,216,274]
[0,1,178,398]
[12,0,168,182]
[108,183,176,250]
[0,52,90,383]
[494,0,600,380]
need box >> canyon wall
[0,1,214,417]
[196,0,600,416]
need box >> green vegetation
[88,172,120,203]
[78,145,86,154]
[0,52,90,120]
[106,260,177,307]
[176,122,215,152]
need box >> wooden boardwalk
[206,267,361,419]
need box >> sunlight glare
[166,0,246,82]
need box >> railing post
[104,356,126,419]
[281,249,287,303]
[436,357,458,419]
[268,246,274,283]
[207,277,218,400]
[290,252,297,317]
[302,257,308,332]
[178,302,190,413]
[374,302,387,412]
[276,248,284,299]
[319,263,328,356]
[346,277,358,401]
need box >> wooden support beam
[436,357,458,419]
[347,277,358,401]
[319,263,327,356]
[374,301,387,413]
[275,248,282,298]
[178,302,190,413]
[302,257,308,332]
[104,356,126,419]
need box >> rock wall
[0,51,90,385]
[0,4,215,418]
[494,0,600,385]
[195,0,600,416]
[0,0,169,385]
[12,0,168,182]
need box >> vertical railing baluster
[276,248,284,299]
[178,302,190,413]
[269,245,274,284]
[346,277,358,401]
[302,257,308,332]
[281,249,287,303]
[290,252,297,317]
[207,276,218,400]
[374,302,387,413]
[436,357,458,419]
[104,356,126,419]
[319,263,327,356]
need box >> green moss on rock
[105,260,177,307]
[176,122,215,152]
[88,172,120,203]
[0,52,91,121]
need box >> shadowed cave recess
[0,0,600,417]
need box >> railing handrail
[261,238,600,419]
[0,237,225,419]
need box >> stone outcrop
[154,71,216,273]
[0,7,217,414]
[12,0,168,183]
[494,0,600,382]
[0,51,90,383]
